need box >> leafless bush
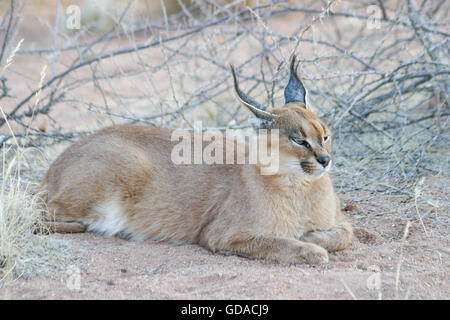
[0,0,448,194]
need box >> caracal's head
[231,55,332,179]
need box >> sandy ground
[2,182,448,300]
[0,1,448,300]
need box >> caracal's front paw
[296,243,329,265]
[300,231,323,245]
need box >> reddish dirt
[3,182,448,300]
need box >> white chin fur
[309,169,326,179]
[275,157,332,179]
[303,159,332,179]
[325,160,332,171]
[312,160,332,178]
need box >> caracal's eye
[290,136,311,149]
[301,140,311,149]
[324,135,330,142]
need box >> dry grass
[0,145,74,287]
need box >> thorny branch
[0,0,448,191]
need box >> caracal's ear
[230,64,278,129]
[284,55,307,107]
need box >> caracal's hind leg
[44,221,86,233]
[38,193,87,234]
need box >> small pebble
[343,204,357,212]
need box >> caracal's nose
[317,155,331,167]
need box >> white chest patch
[87,197,127,237]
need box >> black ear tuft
[230,64,277,121]
[284,55,307,105]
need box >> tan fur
[40,98,353,266]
